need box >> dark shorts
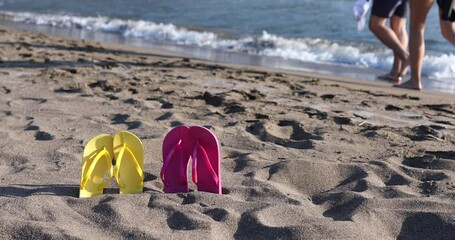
[437,0,455,22]
[371,0,409,18]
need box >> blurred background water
[0,0,454,92]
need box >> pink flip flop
[161,126,191,193]
[188,126,222,194]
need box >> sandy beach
[1,26,455,239]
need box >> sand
[1,26,455,239]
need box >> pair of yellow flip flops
[79,131,144,198]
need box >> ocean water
[0,0,454,92]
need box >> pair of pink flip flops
[161,126,221,194]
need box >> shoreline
[0,22,453,99]
[1,26,455,239]
[4,18,455,95]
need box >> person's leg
[391,15,409,79]
[378,50,402,82]
[370,0,410,82]
[369,16,409,61]
[439,9,455,44]
[396,0,434,90]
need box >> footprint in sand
[385,104,404,111]
[0,154,31,174]
[320,195,365,221]
[178,193,197,205]
[333,116,352,125]
[145,96,174,109]
[293,90,317,98]
[234,212,299,239]
[203,208,230,222]
[196,92,224,107]
[24,122,40,131]
[303,107,328,119]
[400,154,451,195]
[35,131,54,141]
[123,98,140,106]
[20,97,47,104]
[407,125,445,141]
[402,152,455,173]
[255,113,269,120]
[12,224,53,239]
[230,89,265,101]
[24,120,52,140]
[143,172,157,182]
[423,104,455,114]
[398,213,455,240]
[111,114,141,130]
[246,120,322,149]
[23,120,55,141]
[166,211,208,231]
[320,94,336,100]
[47,147,78,171]
[385,174,412,186]
[88,80,121,93]
[194,91,246,114]
[154,112,187,129]
[7,97,47,109]
[54,84,84,94]
[224,102,246,114]
[160,100,173,109]
[92,202,117,218]
[1,86,11,94]
[366,160,413,187]
[231,152,253,173]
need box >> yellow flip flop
[113,131,144,194]
[79,134,114,198]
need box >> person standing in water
[369,0,410,83]
[397,0,455,90]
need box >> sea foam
[2,11,454,80]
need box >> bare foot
[394,80,422,90]
[377,73,395,81]
[398,59,410,78]
[377,73,401,83]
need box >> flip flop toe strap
[192,141,219,186]
[115,143,144,189]
[81,147,113,191]
[160,140,186,186]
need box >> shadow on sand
[0,184,79,198]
